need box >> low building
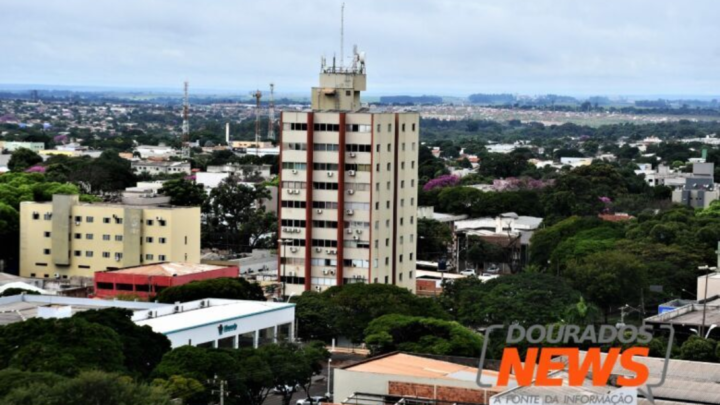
[334,352,514,405]
[133,145,177,159]
[94,262,239,298]
[131,160,192,176]
[20,194,200,279]
[672,162,719,208]
[206,163,272,180]
[644,298,720,339]
[0,294,295,349]
[0,141,45,153]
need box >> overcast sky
[1,0,718,97]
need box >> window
[401,180,405,188]
[411,198,415,206]
[385,238,390,247]
[411,161,415,169]
[386,201,390,209]
[146,219,154,226]
[375,183,379,192]
[312,201,339,209]
[375,202,379,210]
[86,233,93,240]
[312,220,338,229]
[313,143,340,151]
[412,142,416,150]
[145,254,154,261]
[343,259,370,268]
[376,163,380,172]
[44,231,51,238]
[400,218,404,226]
[313,182,339,190]
[410,253,414,261]
[74,250,81,257]
[411,216,414,224]
[312,239,338,248]
[400,236,404,244]
[387,182,391,190]
[387,163,391,171]
[86,251,93,257]
[400,254,404,263]
[387,124,392,132]
[284,142,307,151]
[385,257,390,265]
[376,124,381,133]
[289,122,308,131]
[43,249,51,255]
[103,234,111,241]
[115,235,123,241]
[281,219,307,227]
[402,124,406,132]
[281,181,307,190]
[159,237,167,244]
[313,162,339,171]
[345,144,372,153]
[32,212,40,220]
[376,144,380,152]
[411,179,415,187]
[282,200,307,209]
[102,252,110,258]
[115,217,123,224]
[43,212,52,220]
[146,237,154,243]
[74,216,82,223]
[86,216,94,223]
[114,252,123,261]
[386,219,390,228]
[313,123,341,132]
[412,123,416,131]
[374,240,379,248]
[159,219,167,226]
[387,143,391,152]
[401,199,404,207]
[282,162,307,170]
[374,221,379,230]
[103,217,110,224]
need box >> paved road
[264,352,365,405]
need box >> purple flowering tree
[423,175,460,191]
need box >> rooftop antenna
[181,80,190,158]
[250,89,262,156]
[268,83,276,141]
[340,2,345,68]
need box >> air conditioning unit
[330,250,337,255]
[317,209,323,214]
[290,247,298,253]
[356,229,363,234]
[200,300,207,308]
[147,312,154,319]
[330,270,336,275]
[289,271,295,276]
[286,189,293,194]
[322,269,329,275]
[350,152,356,158]
[294,190,301,195]
[325,249,331,254]
[347,209,354,215]
[353,235,359,240]
[314,286,322,291]
[348,190,355,195]
[173,306,180,313]
[327,172,334,177]
[349,170,356,177]
[292,169,298,174]
[54,273,60,279]
[315,247,322,253]
[347,229,353,234]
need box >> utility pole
[267,83,276,141]
[250,90,262,156]
[210,375,228,405]
[181,80,191,158]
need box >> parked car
[272,385,299,395]
[484,264,500,274]
[460,269,476,276]
[296,396,329,405]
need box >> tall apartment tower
[278,49,419,295]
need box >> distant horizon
[0,83,718,102]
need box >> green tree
[565,251,648,322]
[0,317,126,377]
[680,336,718,362]
[152,375,205,403]
[8,148,42,172]
[441,273,580,328]
[296,283,448,343]
[291,292,337,342]
[74,308,171,379]
[0,369,65,398]
[3,371,171,405]
[417,218,453,261]
[203,176,276,252]
[156,277,265,304]
[160,178,206,206]
[364,314,484,357]
[563,297,602,326]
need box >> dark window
[116,283,134,291]
[97,282,113,290]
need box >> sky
[1,0,719,97]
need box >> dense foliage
[156,277,265,304]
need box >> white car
[296,396,328,405]
[460,269,476,276]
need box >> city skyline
[1,0,719,97]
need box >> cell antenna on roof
[340,2,345,68]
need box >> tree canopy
[155,277,265,304]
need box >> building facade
[278,50,419,294]
[20,194,200,279]
[94,262,239,299]
[131,160,192,175]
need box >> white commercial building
[0,294,295,349]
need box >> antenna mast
[340,3,345,68]
[251,89,262,156]
[268,83,276,141]
[181,81,190,158]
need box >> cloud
[0,0,718,96]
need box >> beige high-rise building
[19,194,200,279]
[278,49,419,295]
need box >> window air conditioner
[348,190,355,195]
[327,172,334,177]
[347,209,354,215]
[356,229,362,234]
[350,152,356,158]
[315,286,322,291]
[347,229,353,234]
[290,247,298,253]
[353,235,359,240]
[292,169,298,174]
[322,269,329,275]
[349,170,356,176]
[317,209,323,214]
[316,248,322,253]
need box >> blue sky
[1,0,719,97]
